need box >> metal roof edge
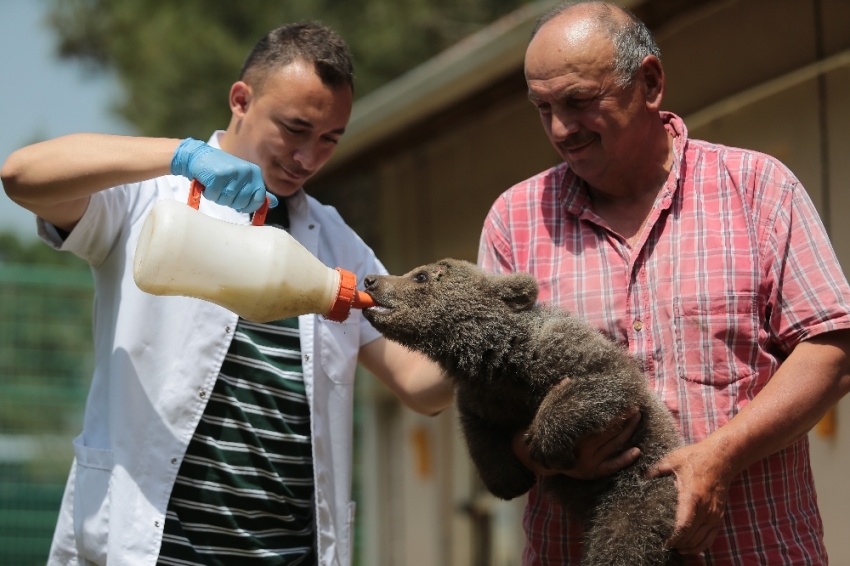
[325,0,645,171]
[326,0,559,169]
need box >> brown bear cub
[362,259,682,566]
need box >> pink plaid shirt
[478,113,850,565]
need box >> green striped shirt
[157,317,315,566]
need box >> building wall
[373,88,560,269]
[312,0,850,564]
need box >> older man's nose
[550,112,579,141]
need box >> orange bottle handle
[188,179,203,209]
[253,198,269,226]
[188,179,270,226]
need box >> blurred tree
[0,231,89,269]
[47,0,534,138]
[0,231,93,476]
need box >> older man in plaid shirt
[479,2,850,564]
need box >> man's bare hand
[647,440,734,555]
[512,407,642,478]
[564,408,642,479]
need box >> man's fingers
[594,410,641,462]
[675,522,711,554]
[676,525,719,555]
[595,446,641,477]
[590,408,640,449]
[607,410,641,447]
[646,455,673,479]
[667,492,697,547]
[700,526,721,554]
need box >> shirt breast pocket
[319,316,360,385]
[672,294,759,386]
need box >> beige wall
[373,93,560,270]
[313,0,850,564]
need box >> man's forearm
[706,329,850,477]
[651,329,850,553]
[1,134,179,230]
[359,337,454,416]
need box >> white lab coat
[40,132,385,566]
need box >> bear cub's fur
[363,259,682,566]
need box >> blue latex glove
[170,138,278,213]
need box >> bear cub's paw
[483,465,537,501]
[525,428,577,472]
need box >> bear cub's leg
[524,378,620,472]
[581,468,681,566]
[459,409,536,500]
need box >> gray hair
[532,1,661,86]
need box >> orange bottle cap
[326,268,357,322]
[326,268,377,322]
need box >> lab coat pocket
[72,435,114,566]
[348,500,357,528]
[320,317,359,384]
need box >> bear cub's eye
[412,272,429,283]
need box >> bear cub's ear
[489,272,538,312]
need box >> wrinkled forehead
[525,14,615,81]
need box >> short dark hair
[240,22,354,93]
[532,1,661,87]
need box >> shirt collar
[559,111,688,217]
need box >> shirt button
[155,521,160,528]
[171,458,177,465]
[305,354,310,361]
[633,320,644,331]
[199,390,206,399]
[309,224,315,230]
[225,326,231,333]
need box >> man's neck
[586,126,674,248]
[591,119,674,199]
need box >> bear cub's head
[362,259,539,352]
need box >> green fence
[0,264,94,565]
